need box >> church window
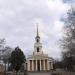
[37,47,39,52]
[37,39,39,42]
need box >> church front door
[37,60,40,71]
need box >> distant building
[0,46,13,71]
[0,46,6,73]
[25,25,53,71]
[0,64,5,73]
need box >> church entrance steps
[28,72,51,75]
[27,70,51,73]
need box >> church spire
[34,24,42,54]
[37,23,39,37]
[35,23,40,43]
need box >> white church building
[25,25,54,72]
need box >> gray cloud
[0,0,70,59]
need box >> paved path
[28,72,51,75]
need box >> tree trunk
[8,62,9,71]
[16,71,17,75]
[5,63,6,75]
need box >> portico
[28,59,50,71]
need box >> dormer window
[37,47,39,52]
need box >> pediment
[27,54,49,60]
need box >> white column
[51,62,53,69]
[47,60,50,70]
[32,60,34,71]
[24,63,26,70]
[40,60,41,70]
[28,60,30,71]
[36,60,37,71]
[44,60,45,71]
[49,62,51,70]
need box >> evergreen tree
[10,47,26,74]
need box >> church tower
[26,24,54,72]
[34,25,43,55]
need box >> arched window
[37,47,39,52]
[37,39,39,42]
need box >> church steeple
[36,24,40,42]
[37,24,39,37]
[34,24,43,54]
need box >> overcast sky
[0,0,73,59]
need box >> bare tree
[3,46,13,72]
[60,7,75,71]
[0,38,13,74]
